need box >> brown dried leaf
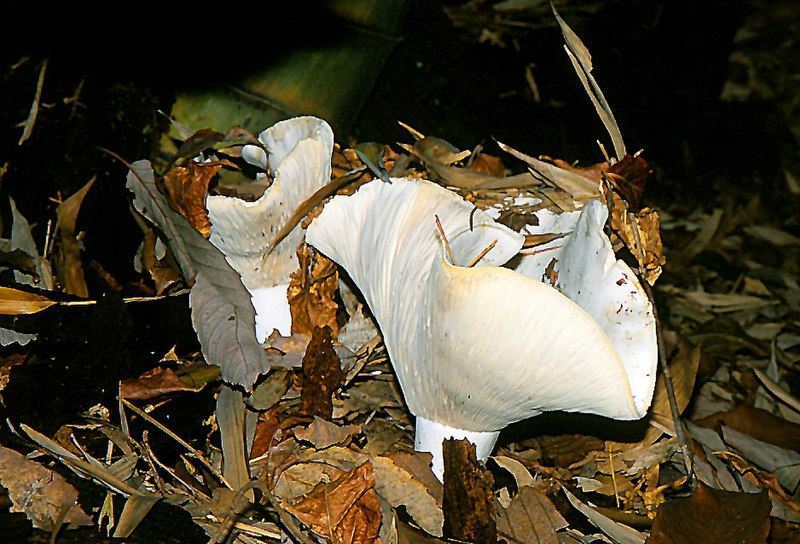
[162,160,232,237]
[609,194,665,285]
[301,326,344,420]
[247,367,294,411]
[551,158,607,185]
[388,451,442,505]
[360,417,409,456]
[295,416,361,450]
[140,229,183,295]
[119,367,198,400]
[0,446,92,530]
[273,462,343,501]
[288,244,339,337]
[605,154,652,211]
[0,286,56,315]
[495,485,568,544]
[696,404,800,452]
[442,438,496,543]
[371,455,444,537]
[282,461,382,544]
[55,177,94,297]
[468,153,506,177]
[647,481,770,544]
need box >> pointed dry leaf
[139,229,183,295]
[495,485,568,544]
[246,367,294,411]
[217,384,250,491]
[0,286,56,314]
[189,273,271,388]
[562,486,645,544]
[281,461,382,544]
[162,160,231,237]
[8,197,53,289]
[553,5,626,159]
[371,455,444,537]
[492,455,535,489]
[55,177,95,297]
[119,367,198,400]
[126,159,269,388]
[0,446,92,530]
[295,416,361,450]
[609,196,665,285]
[113,494,159,538]
[287,244,339,337]
[647,482,770,544]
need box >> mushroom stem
[250,284,292,340]
[414,416,500,481]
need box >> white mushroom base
[250,284,292,341]
[414,416,500,481]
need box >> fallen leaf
[495,485,568,544]
[647,481,770,544]
[696,403,800,451]
[140,229,183,295]
[163,160,230,238]
[492,455,535,488]
[126,159,270,388]
[7,197,54,289]
[468,153,506,177]
[54,177,95,297]
[371,455,444,537]
[288,244,339,337]
[562,486,645,544]
[282,461,382,544]
[0,286,56,315]
[0,446,92,530]
[246,367,294,411]
[554,5,625,159]
[295,416,361,450]
[605,154,652,211]
[119,367,198,400]
[609,194,665,285]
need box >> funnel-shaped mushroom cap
[206,116,334,340]
[306,178,657,434]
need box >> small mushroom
[306,178,657,479]
[206,116,334,342]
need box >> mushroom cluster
[306,177,657,479]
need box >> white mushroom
[206,116,334,342]
[306,178,657,479]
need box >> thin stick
[120,398,232,490]
[434,215,457,265]
[608,448,620,509]
[18,59,47,145]
[754,368,800,415]
[139,431,167,497]
[628,211,694,484]
[466,240,497,268]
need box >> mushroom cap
[206,116,334,339]
[516,200,657,417]
[307,178,657,433]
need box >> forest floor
[0,0,798,542]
